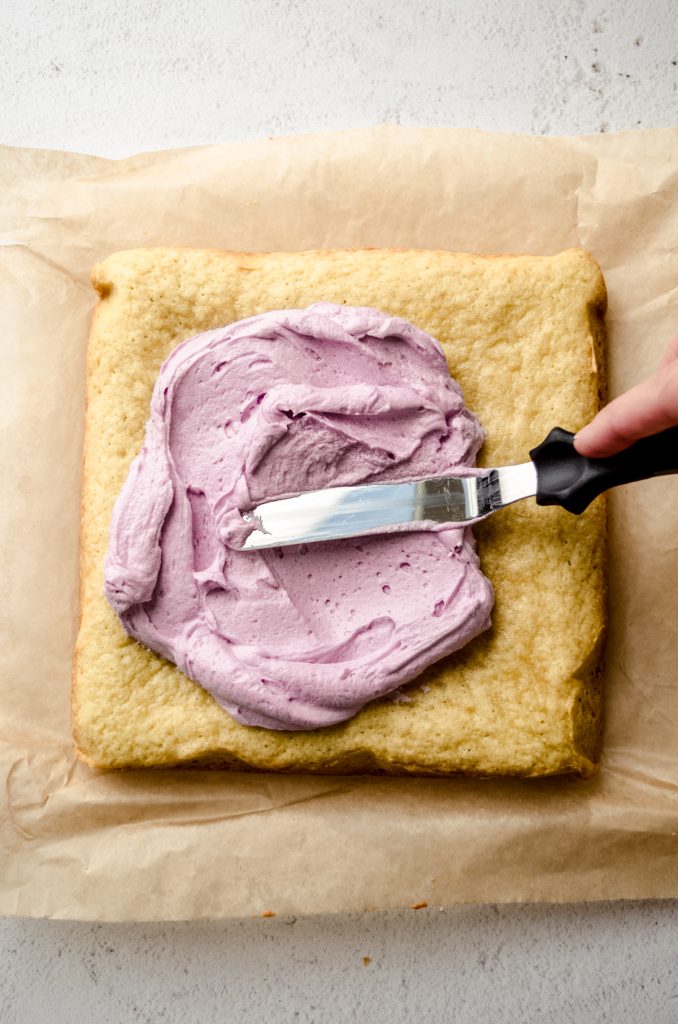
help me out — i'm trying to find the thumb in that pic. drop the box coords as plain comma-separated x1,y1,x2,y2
574,358,678,458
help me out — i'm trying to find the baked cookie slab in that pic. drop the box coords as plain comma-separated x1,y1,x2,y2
73,247,606,776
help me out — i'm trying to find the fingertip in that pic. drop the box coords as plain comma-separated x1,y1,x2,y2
572,430,587,454
573,426,594,456
573,427,620,459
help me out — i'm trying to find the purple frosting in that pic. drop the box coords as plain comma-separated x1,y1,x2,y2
104,304,494,730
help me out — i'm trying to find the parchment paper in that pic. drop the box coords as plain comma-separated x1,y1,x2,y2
1,126,678,921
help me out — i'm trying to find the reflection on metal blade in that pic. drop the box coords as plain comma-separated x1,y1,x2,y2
239,462,537,550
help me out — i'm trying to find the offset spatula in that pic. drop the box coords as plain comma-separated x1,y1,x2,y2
238,426,678,551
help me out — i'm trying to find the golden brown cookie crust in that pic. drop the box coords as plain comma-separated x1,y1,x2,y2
73,247,607,776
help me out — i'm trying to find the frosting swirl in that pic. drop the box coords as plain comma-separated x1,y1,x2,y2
104,304,494,730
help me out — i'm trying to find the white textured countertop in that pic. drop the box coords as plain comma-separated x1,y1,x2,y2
2,1,677,1021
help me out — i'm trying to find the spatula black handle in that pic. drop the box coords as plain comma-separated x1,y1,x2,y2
529,425,678,514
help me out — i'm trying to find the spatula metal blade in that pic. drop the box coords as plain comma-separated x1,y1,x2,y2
238,462,537,550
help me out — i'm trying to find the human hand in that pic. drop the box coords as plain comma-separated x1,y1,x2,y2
574,334,678,458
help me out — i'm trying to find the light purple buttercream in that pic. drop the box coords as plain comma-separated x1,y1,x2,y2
104,304,494,730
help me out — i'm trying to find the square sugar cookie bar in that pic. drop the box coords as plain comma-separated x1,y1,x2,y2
73,247,606,776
